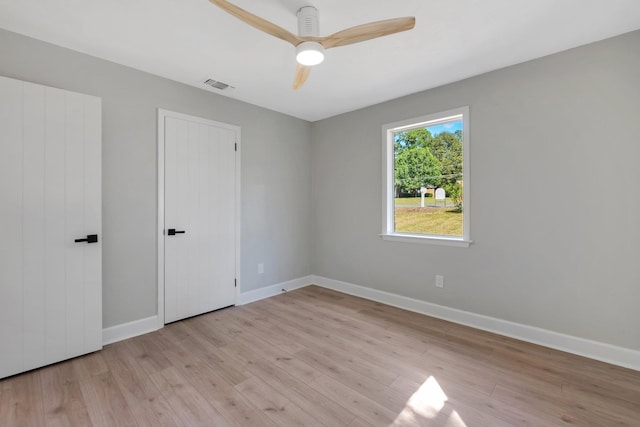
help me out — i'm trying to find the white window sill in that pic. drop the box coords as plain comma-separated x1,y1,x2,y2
380,233,472,247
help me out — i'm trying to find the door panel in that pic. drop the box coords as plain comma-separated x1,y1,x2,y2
83,94,103,353
164,114,237,324
44,87,68,363
22,82,47,371
64,91,87,358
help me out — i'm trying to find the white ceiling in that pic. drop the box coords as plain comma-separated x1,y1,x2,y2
1,0,639,122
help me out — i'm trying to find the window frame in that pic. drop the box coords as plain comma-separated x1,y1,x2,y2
381,106,471,247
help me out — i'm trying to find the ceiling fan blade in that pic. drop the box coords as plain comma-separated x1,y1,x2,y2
293,64,312,90
208,0,302,46
320,17,415,49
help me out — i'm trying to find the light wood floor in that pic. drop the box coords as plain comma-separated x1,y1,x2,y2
1,285,639,426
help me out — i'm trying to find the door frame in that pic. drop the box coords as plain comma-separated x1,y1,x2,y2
156,109,241,328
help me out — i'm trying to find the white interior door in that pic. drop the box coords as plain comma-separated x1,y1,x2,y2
162,112,238,324
0,76,102,379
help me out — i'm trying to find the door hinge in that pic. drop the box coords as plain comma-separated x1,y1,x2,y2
234,142,237,151
234,278,237,287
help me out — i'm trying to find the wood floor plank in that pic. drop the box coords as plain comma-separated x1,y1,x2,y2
175,356,276,427
185,314,237,348
1,285,639,426
102,342,183,427
41,360,92,427
71,350,110,379
247,359,357,426
220,332,293,369
308,373,401,427
222,303,307,354
295,347,411,414
77,370,138,427
495,379,640,426
0,379,11,423
491,383,605,426
561,381,640,421
235,375,325,426
168,331,250,386
559,368,640,408
150,366,233,427
1,370,45,427
115,335,173,377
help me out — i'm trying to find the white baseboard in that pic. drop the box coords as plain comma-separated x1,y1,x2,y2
99,275,639,371
310,275,640,372
102,315,159,346
238,275,313,305
101,275,313,346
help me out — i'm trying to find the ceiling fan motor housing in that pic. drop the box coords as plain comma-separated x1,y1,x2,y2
297,6,320,37
295,6,324,66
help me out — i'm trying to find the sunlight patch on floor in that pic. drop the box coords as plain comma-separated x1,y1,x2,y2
392,376,468,426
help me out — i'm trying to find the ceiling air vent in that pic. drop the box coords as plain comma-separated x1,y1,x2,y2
203,79,233,90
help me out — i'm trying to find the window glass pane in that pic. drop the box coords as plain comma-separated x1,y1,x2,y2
393,117,463,236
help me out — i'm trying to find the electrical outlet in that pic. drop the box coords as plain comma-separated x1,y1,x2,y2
435,275,444,288
258,263,264,274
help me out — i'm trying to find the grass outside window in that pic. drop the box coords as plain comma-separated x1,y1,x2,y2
394,198,462,236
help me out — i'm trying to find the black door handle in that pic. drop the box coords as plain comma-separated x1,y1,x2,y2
75,234,98,243
167,229,186,236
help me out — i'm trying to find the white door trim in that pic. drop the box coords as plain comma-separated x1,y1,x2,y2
157,109,241,329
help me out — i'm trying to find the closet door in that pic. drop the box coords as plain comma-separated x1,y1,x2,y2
0,76,102,379
163,112,237,324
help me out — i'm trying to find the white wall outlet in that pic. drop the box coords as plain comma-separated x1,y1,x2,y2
258,263,264,274
435,275,444,288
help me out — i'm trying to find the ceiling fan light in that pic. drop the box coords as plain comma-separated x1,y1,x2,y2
296,42,325,66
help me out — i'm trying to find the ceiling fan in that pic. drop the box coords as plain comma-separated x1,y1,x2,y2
208,0,416,89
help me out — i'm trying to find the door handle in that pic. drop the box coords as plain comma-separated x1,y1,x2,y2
75,234,98,243
167,229,186,236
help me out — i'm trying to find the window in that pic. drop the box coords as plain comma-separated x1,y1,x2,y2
381,106,470,247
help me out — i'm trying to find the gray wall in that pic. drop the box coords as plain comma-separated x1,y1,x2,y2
311,30,640,350
0,29,312,328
